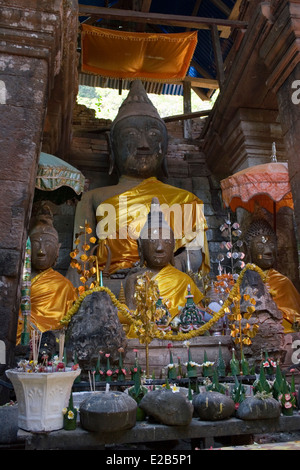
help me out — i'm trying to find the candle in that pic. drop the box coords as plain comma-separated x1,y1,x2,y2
58,331,65,362
96,257,99,285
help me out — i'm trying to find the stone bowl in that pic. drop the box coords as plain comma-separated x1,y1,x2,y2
79,391,137,433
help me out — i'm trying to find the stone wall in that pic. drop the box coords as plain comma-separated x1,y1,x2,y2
0,0,78,404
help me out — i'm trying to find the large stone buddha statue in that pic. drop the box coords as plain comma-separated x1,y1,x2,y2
71,81,209,284
16,205,77,343
244,218,300,333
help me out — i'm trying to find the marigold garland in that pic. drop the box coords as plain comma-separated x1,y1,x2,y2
60,285,133,326
61,263,265,342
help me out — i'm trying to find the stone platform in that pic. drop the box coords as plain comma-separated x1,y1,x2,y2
124,335,233,377
17,415,300,450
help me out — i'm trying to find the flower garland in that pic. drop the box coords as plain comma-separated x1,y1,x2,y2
61,263,265,342
60,285,133,326
153,263,265,341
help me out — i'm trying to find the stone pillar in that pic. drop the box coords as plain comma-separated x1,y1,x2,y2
206,108,284,174
0,56,47,404
0,0,78,404
260,0,300,242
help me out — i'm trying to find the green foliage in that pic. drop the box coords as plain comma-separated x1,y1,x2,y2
230,348,240,376
231,375,246,404
77,85,215,120
240,350,250,375
206,369,226,394
253,364,272,394
216,343,226,377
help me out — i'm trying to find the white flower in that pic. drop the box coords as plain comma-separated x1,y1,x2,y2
183,340,191,348
184,361,201,367
171,384,180,393
203,361,215,367
167,363,176,369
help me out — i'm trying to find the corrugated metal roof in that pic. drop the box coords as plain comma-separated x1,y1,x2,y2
78,0,239,96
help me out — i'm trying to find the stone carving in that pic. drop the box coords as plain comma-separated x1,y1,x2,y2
124,197,204,325
243,217,300,334
139,389,194,426
65,290,127,373
239,269,285,366
16,204,77,350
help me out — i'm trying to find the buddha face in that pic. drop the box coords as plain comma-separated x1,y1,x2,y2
250,234,276,270
30,230,59,272
140,228,175,270
111,116,168,178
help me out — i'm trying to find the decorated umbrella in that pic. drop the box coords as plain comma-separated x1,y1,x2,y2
35,152,86,203
220,144,294,231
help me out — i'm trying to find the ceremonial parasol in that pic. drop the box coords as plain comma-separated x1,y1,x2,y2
35,152,86,202
220,144,294,231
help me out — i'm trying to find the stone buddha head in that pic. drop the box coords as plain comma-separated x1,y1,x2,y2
29,205,60,273
244,218,277,270
138,197,175,270
109,80,168,179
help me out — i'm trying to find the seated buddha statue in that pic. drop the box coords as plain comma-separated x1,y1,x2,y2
70,80,209,285
124,197,204,329
16,205,77,344
244,218,300,333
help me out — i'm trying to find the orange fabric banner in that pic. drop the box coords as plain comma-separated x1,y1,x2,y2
81,24,197,81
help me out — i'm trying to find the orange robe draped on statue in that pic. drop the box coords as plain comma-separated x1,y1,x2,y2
153,264,203,320
265,268,300,333
17,268,77,344
96,177,209,275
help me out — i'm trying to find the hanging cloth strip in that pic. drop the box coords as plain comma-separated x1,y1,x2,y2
81,24,198,81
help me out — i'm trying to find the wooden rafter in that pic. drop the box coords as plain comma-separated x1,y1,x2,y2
163,109,211,123
78,5,248,32
211,24,225,88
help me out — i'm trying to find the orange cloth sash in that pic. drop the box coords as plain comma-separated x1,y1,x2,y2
17,268,77,343
81,25,197,81
154,264,203,320
266,268,300,333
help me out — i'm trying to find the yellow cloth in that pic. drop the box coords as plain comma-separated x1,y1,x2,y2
96,177,209,274
125,264,203,338
81,25,197,81
153,264,203,319
17,268,77,343
265,268,300,333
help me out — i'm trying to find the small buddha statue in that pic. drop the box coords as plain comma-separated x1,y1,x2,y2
70,80,209,285
124,197,204,326
244,218,300,333
16,205,77,343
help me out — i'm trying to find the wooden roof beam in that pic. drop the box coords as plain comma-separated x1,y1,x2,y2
211,24,225,89
78,5,248,32
184,77,219,89
163,109,211,123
